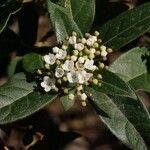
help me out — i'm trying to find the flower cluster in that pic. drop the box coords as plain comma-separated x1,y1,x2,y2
38,31,112,106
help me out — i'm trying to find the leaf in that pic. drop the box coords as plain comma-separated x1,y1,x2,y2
47,0,82,42
47,0,95,41
0,73,57,124
7,56,22,77
23,53,44,73
98,3,150,50
60,90,75,110
96,69,137,99
0,0,21,33
86,87,148,150
109,47,150,92
58,0,95,34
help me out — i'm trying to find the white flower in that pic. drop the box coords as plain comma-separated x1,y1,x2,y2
86,36,97,46
56,49,67,59
78,70,92,84
69,35,77,44
78,57,85,63
81,93,87,100
62,60,75,71
101,50,108,57
74,43,84,51
43,53,56,65
55,68,64,78
71,55,77,61
41,76,57,92
84,59,97,71
75,61,84,70
52,46,60,53
67,71,79,83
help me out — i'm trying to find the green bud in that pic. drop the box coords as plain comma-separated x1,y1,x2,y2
64,88,69,94
63,76,68,82
107,48,113,53
56,60,61,65
57,79,62,84
72,31,77,36
97,74,102,79
89,53,95,59
93,42,99,48
85,33,90,38
45,64,50,70
99,62,105,69
94,31,100,36
69,94,75,100
93,79,98,85
37,69,42,75
73,50,79,56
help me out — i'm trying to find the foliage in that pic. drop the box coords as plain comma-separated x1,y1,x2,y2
0,0,150,149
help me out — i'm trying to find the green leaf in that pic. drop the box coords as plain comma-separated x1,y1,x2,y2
47,0,82,42
47,0,95,41
0,0,21,33
109,47,150,92
7,56,22,77
0,73,57,124
60,90,75,110
58,0,95,34
98,3,150,50
86,87,148,150
23,53,44,73
96,69,137,99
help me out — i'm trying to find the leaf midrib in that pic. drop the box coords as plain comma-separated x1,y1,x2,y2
101,81,135,98
103,15,150,45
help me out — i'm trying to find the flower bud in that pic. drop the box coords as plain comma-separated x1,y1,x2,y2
89,53,95,59
101,50,108,57
77,85,83,91
95,51,101,55
37,69,42,75
90,48,96,54
71,55,77,61
93,42,99,48
98,83,102,87
72,31,77,36
81,38,87,44
81,101,87,107
56,60,61,65
107,48,113,53
83,55,88,60
73,50,79,56
84,48,90,55
63,76,68,82
94,31,100,36
100,45,106,51
62,45,68,50
69,94,75,100
45,64,50,70
97,74,102,79
85,33,90,38
57,79,62,84
64,88,69,94
93,79,98,85
99,62,105,69
98,39,102,43
81,93,87,100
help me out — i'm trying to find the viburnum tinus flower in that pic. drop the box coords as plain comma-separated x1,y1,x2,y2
38,31,113,106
